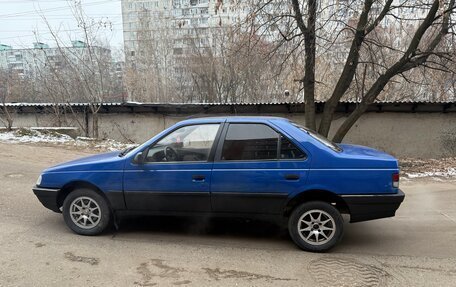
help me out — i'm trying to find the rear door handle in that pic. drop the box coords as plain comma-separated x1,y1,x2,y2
192,175,206,182
285,174,300,180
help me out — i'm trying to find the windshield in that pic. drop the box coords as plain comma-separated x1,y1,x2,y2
292,123,342,152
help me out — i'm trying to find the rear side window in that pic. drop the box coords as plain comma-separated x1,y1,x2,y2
280,136,306,159
221,124,278,160
292,123,342,152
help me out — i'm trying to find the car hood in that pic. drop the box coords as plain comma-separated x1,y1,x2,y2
44,151,124,172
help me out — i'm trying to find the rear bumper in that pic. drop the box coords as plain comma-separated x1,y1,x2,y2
341,190,405,223
33,186,61,213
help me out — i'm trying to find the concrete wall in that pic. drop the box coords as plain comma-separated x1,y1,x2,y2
6,110,456,158
329,113,456,158
11,112,85,131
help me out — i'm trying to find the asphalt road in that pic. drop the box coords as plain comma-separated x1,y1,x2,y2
0,143,455,287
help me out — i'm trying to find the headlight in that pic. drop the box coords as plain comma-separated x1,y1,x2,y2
36,175,42,186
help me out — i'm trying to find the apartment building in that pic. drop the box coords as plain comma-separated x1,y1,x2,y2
121,0,248,64
0,41,112,77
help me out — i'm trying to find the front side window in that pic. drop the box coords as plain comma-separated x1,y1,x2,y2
221,124,279,161
145,124,220,162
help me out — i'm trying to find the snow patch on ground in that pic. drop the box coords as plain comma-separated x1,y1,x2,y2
404,168,456,179
400,157,456,179
0,128,135,152
0,128,73,143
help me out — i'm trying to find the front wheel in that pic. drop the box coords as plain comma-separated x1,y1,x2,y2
62,188,112,235
288,201,343,252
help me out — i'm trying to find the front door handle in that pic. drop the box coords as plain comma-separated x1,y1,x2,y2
285,174,300,180
192,175,206,182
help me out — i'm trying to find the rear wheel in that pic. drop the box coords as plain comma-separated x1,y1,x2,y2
288,201,343,252
62,188,112,235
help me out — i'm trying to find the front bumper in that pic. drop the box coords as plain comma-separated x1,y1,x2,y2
342,189,405,223
32,186,61,213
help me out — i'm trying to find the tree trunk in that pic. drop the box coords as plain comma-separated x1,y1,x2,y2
318,0,375,137
333,63,425,142
92,112,99,139
6,115,13,131
303,0,317,131
1,105,13,131
318,40,364,136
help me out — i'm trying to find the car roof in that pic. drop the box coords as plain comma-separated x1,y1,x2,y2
177,116,290,125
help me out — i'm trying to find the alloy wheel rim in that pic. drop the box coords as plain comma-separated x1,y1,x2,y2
297,209,336,245
69,196,101,229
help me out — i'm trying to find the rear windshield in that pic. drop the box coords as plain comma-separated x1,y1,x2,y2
292,123,342,152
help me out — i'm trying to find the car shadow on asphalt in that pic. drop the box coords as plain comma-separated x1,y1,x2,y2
106,215,390,252
112,215,293,247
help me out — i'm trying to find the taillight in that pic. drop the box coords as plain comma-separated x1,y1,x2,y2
392,173,400,188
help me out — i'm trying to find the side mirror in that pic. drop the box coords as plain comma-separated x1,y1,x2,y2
133,151,144,164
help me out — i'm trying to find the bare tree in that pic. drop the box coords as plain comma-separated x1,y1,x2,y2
183,22,299,103
0,69,17,130
246,0,456,141
35,1,118,138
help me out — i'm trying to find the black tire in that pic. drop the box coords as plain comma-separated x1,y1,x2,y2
62,188,112,235
288,201,343,252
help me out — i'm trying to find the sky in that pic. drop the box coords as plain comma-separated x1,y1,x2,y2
0,0,124,51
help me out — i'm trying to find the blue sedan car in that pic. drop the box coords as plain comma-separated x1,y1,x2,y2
33,116,404,251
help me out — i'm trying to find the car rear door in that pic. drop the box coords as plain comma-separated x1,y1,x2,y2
123,122,223,212
210,121,310,215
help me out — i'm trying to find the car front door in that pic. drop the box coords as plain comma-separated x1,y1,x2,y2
211,122,310,215
123,123,222,212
